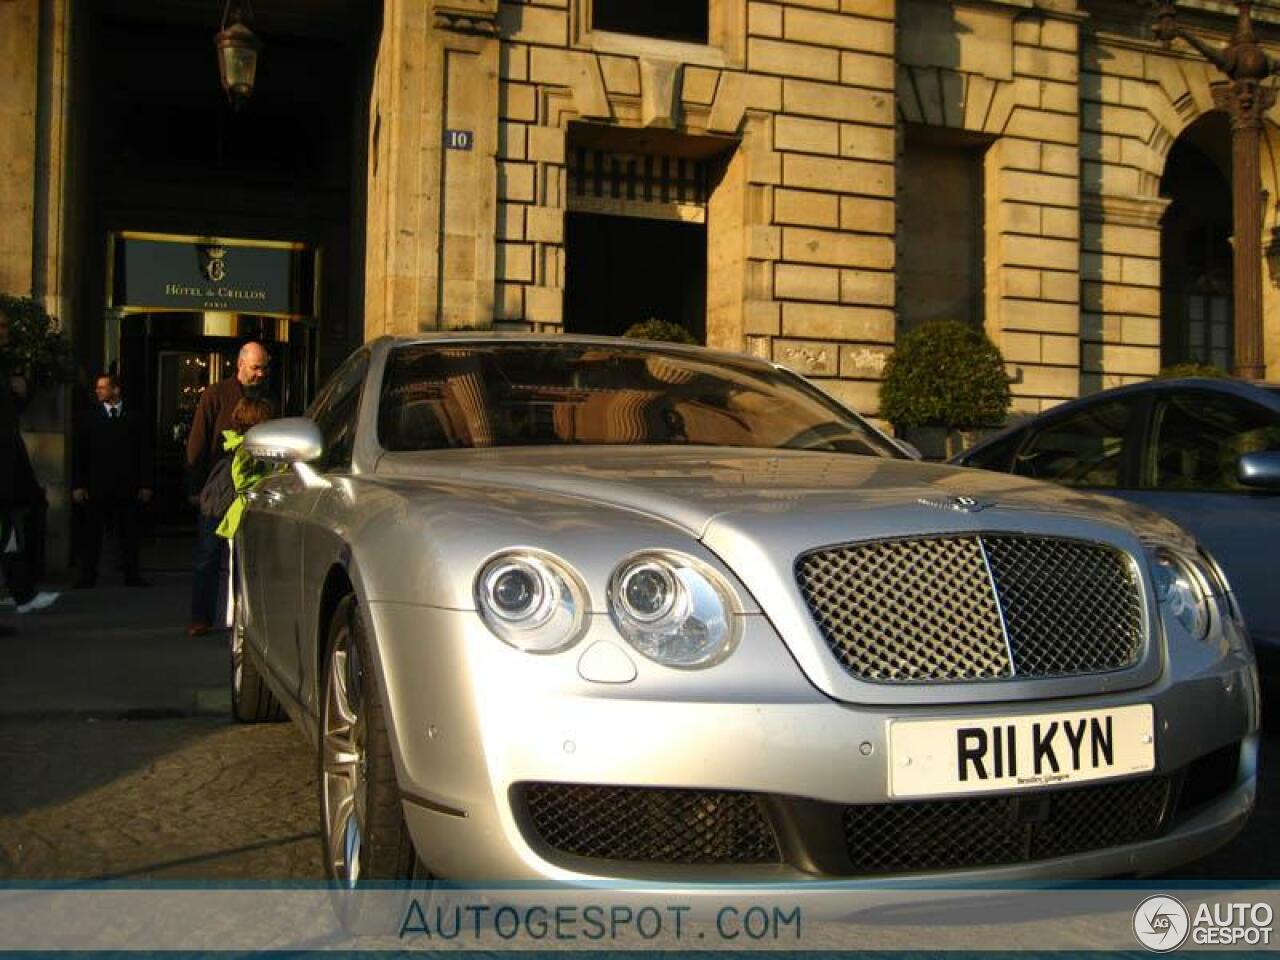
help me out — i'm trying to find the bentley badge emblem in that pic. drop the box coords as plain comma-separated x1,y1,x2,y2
917,495,993,513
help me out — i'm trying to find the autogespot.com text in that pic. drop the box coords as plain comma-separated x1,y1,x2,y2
397,900,803,943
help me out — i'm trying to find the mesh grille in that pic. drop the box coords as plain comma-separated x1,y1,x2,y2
796,535,1144,683
843,776,1173,873
521,784,781,864
985,536,1143,676
795,537,1011,682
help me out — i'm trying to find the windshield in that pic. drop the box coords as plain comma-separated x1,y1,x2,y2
378,342,900,458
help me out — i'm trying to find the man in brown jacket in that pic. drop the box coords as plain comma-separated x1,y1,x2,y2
185,341,268,636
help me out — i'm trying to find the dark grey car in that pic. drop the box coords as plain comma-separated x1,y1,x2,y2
954,378,1280,673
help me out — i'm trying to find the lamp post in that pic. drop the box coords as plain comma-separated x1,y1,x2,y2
214,0,262,110
1153,0,1274,380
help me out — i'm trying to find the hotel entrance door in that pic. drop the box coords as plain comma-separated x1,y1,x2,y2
116,316,312,526
107,233,319,526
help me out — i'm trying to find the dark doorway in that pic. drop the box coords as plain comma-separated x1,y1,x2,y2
67,0,377,558
564,214,707,340
74,0,377,405
116,315,308,525
1160,112,1233,371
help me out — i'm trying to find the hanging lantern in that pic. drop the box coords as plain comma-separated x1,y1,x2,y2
214,1,262,109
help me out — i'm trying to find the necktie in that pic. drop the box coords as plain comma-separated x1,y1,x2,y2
109,407,118,419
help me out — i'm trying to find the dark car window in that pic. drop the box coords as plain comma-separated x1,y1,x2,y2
377,343,901,457
1009,399,1137,489
311,349,370,472
1144,391,1280,492
961,429,1024,472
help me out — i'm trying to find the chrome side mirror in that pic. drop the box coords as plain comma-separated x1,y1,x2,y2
1238,450,1280,490
244,417,323,465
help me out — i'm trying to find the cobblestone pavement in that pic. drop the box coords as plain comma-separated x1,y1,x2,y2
0,716,322,880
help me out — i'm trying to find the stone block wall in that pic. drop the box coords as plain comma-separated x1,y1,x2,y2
362,0,1280,418
476,0,904,414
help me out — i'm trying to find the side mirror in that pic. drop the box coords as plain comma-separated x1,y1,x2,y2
244,417,323,465
1238,450,1280,490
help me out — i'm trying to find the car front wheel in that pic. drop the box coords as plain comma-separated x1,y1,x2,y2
319,593,419,885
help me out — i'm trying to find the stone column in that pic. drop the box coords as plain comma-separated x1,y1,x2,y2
0,0,74,573
1079,194,1168,390
364,0,500,337
0,0,39,296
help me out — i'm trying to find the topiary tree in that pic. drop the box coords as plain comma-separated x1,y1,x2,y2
879,319,1012,458
622,318,698,345
1155,362,1232,380
0,293,73,394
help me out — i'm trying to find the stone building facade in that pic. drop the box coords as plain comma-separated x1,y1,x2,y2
361,0,1280,418
1,0,1279,564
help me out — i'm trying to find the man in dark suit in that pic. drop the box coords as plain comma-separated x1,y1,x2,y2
71,374,152,588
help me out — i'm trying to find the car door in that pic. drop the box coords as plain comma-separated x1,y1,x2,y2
251,349,370,698
1122,388,1280,652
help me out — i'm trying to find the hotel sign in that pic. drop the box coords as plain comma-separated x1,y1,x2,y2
110,234,315,318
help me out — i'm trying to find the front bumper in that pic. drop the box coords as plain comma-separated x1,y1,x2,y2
368,603,1259,884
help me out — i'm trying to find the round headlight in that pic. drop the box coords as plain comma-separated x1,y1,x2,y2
1151,549,1210,642
609,553,739,668
619,562,678,622
476,552,585,653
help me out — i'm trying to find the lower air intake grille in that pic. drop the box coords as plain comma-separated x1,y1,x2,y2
521,784,781,864
842,776,1174,873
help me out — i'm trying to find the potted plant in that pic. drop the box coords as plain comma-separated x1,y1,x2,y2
622,318,697,345
1155,362,1231,379
879,319,1012,459
0,294,73,398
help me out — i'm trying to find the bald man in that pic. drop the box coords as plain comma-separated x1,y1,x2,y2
185,341,269,636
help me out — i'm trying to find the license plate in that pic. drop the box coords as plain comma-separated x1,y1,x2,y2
888,705,1154,798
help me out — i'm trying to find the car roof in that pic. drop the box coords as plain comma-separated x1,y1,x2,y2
959,376,1280,459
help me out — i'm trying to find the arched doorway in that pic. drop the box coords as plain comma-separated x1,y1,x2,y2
1160,113,1233,371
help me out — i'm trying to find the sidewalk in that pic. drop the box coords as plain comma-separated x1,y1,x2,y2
1,565,231,719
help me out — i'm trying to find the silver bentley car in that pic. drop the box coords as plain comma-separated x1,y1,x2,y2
232,334,1258,887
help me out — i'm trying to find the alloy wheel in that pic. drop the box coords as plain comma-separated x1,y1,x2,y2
321,616,367,887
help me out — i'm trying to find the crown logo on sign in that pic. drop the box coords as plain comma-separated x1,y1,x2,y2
198,243,229,283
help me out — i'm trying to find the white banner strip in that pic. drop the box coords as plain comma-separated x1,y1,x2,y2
0,887,1277,952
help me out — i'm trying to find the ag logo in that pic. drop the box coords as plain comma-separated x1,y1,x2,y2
1133,895,1190,952
199,244,228,283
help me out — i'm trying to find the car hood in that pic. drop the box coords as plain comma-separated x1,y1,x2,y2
375,445,1187,542
374,446,1181,706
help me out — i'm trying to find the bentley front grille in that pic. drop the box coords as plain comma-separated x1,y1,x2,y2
519,784,781,865
796,535,1144,683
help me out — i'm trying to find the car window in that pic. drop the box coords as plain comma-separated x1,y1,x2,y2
1145,391,1280,492
1010,399,1136,489
377,343,901,457
311,349,370,472
962,429,1024,472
